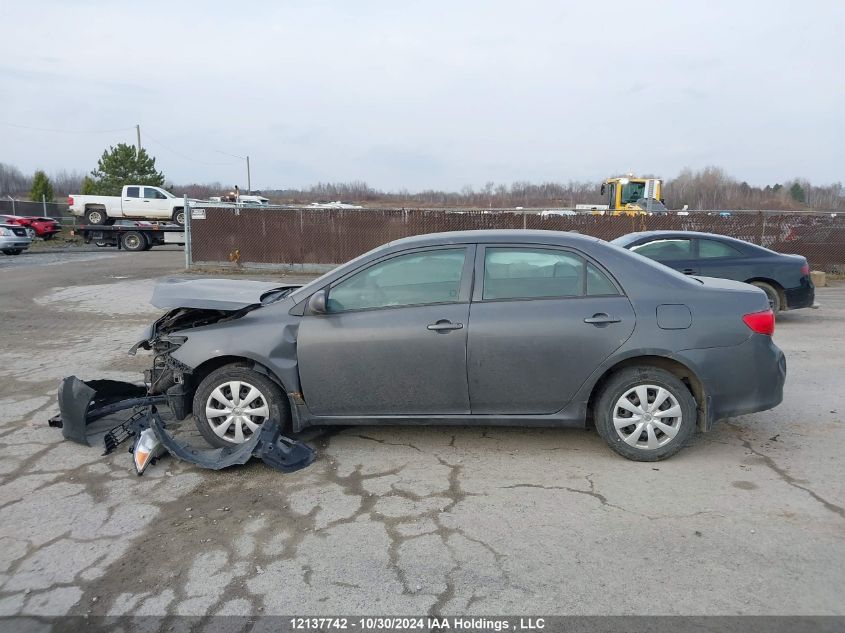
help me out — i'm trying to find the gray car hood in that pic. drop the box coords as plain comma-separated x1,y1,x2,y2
151,278,297,311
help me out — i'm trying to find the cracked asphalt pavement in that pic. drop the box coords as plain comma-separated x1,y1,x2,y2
0,249,843,617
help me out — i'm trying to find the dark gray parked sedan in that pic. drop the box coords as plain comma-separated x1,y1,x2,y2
611,230,814,312
137,230,786,461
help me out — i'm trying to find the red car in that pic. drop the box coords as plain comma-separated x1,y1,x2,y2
0,215,61,239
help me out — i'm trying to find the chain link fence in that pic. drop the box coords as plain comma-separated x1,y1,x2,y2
186,205,845,273
0,199,70,219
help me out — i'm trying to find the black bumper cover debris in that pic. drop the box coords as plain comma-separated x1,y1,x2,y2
49,375,316,473
148,407,315,472
49,376,163,446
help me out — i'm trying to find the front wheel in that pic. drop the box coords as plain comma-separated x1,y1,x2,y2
595,367,696,461
193,365,288,448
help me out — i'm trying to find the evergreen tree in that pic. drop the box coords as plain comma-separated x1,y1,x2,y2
789,182,806,203
88,144,164,195
29,170,54,202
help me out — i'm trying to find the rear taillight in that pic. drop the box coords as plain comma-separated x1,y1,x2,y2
800,261,810,276
67,196,74,205
743,309,775,336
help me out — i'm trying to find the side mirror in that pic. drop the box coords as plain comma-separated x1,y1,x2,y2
600,184,606,196
307,289,327,315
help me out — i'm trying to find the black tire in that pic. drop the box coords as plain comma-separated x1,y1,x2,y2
43,233,54,241
750,281,782,313
595,366,696,462
85,208,107,225
172,208,185,226
2,249,23,255
120,231,147,252
193,364,288,448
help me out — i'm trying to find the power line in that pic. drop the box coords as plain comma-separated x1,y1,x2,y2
4,119,245,173
1,121,136,134
144,132,239,167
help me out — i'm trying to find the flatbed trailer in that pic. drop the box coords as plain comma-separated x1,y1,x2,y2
74,223,185,251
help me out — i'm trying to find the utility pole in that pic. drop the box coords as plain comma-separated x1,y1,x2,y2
136,124,142,151
246,155,251,194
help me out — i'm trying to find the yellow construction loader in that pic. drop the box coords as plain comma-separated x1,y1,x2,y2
599,175,665,215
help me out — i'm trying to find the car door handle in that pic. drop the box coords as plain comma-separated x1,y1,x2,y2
584,313,621,325
427,320,463,332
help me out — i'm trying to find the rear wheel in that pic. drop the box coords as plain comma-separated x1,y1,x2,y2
595,367,696,461
120,231,147,252
193,365,288,448
85,208,107,225
750,281,782,313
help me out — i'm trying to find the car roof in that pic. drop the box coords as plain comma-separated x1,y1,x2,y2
614,230,756,245
612,230,783,256
388,229,601,248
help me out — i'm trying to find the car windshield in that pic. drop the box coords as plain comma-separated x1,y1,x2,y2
289,243,395,301
621,182,646,204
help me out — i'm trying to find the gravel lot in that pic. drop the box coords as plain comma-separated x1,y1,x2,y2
0,249,843,618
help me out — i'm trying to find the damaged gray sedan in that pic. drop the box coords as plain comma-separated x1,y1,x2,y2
134,230,786,462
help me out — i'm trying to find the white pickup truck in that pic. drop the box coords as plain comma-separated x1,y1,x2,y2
68,185,186,226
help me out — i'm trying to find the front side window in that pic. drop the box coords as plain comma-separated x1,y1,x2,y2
483,247,585,300
327,248,466,312
631,238,693,261
698,239,743,258
125,186,140,198
143,187,166,199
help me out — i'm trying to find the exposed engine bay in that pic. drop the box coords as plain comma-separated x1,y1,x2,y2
48,279,315,475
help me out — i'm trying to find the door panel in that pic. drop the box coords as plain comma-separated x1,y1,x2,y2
467,297,635,415
297,303,471,416
121,186,144,217
142,187,171,218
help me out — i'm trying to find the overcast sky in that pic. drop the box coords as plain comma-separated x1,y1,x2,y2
1,0,843,191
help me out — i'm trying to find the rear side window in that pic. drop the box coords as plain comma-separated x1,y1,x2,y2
587,264,618,295
327,248,466,312
483,248,585,300
631,238,692,261
698,239,743,258
125,186,139,198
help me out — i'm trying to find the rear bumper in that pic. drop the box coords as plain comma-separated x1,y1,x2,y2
785,280,815,309
0,235,31,250
680,334,786,426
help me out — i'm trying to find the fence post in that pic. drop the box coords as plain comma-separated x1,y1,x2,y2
42,194,47,216
183,194,191,270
